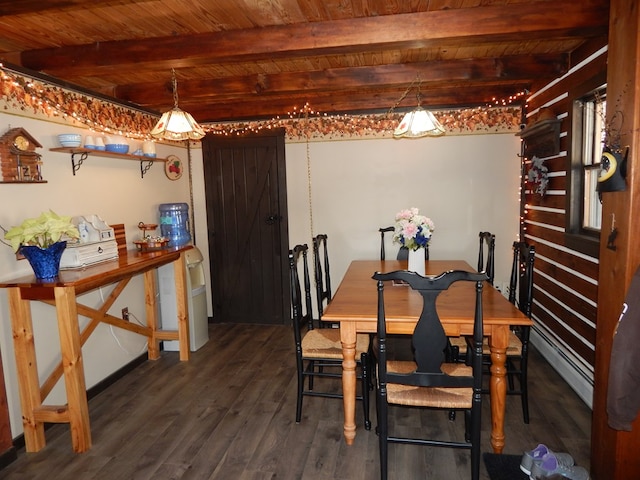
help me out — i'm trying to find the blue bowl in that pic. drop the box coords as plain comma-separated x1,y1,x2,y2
94,145,106,151
105,144,129,154
84,145,96,150
143,153,157,158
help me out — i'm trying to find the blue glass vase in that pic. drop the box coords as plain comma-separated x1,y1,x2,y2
20,241,67,280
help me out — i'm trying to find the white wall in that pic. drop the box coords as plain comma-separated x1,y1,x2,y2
285,134,522,292
0,111,207,438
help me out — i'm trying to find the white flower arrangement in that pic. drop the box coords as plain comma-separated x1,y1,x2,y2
393,207,435,251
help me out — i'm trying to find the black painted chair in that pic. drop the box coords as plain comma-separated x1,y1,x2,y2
373,269,486,480
450,231,496,363
289,244,371,429
312,234,333,327
452,240,534,423
502,240,535,424
379,226,429,261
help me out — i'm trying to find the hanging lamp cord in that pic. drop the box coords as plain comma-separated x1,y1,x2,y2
171,68,180,108
306,113,314,241
187,139,196,245
387,75,422,116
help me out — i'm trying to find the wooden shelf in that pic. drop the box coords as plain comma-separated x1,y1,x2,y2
517,118,561,157
49,147,166,178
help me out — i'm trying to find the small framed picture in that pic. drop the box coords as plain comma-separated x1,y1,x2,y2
165,155,183,180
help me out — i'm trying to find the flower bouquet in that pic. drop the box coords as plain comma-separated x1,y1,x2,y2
393,207,435,251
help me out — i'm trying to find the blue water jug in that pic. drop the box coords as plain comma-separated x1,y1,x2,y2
159,203,191,247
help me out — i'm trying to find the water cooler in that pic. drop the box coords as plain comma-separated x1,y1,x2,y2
158,246,209,351
159,202,191,247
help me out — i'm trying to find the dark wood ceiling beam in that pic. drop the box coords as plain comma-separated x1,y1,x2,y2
19,1,607,76
182,83,530,123
115,54,566,107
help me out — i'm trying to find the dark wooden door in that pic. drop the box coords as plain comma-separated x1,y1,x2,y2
202,131,289,325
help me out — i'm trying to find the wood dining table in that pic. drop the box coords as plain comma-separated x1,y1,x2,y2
321,259,532,454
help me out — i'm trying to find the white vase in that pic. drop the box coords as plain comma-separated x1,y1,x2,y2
407,248,425,276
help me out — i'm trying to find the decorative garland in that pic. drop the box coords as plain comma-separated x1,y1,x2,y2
526,156,549,196
1,64,522,141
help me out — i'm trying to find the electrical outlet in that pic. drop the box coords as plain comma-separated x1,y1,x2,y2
121,307,129,321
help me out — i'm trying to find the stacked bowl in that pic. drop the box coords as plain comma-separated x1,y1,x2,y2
58,133,82,148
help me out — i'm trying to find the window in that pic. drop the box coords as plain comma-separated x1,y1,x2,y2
566,72,607,258
580,90,606,232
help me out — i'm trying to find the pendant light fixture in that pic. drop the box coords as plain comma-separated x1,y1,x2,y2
390,76,445,138
150,68,205,141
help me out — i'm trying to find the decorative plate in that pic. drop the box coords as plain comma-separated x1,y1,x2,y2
165,155,183,180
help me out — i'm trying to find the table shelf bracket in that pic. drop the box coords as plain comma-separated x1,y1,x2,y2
71,152,88,176
140,159,154,178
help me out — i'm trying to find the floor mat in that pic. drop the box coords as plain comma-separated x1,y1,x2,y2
483,453,529,480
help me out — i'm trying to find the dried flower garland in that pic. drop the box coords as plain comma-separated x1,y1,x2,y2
1,64,522,141
527,156,549,196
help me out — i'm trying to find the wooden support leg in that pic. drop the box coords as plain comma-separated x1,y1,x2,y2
54,286,91,453
174,253,190,361
144,269,161,359
8,288,46,452
340,322,357,445
489,325,509,454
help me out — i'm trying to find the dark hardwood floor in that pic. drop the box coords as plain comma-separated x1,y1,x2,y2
1,323,592,479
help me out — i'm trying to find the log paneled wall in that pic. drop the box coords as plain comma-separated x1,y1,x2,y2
522,41,608,406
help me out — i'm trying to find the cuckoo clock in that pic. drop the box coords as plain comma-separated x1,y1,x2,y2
0,127,45,183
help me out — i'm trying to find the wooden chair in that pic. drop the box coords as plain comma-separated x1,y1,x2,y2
289,244,371,429
477,231,496,285
503,240,535,424
455,240,535,422
312,234,333,327
373,269,486,480
450,231,496,363
379,226,429,261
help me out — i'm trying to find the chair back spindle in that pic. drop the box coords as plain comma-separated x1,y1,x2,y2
477,231,496,285
312,234,332,323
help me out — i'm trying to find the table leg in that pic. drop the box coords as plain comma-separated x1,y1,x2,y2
7,288,46,452
54,286,91,453
144,269,160,359
173,252,190,361
489,325,509,454
340,322,357,445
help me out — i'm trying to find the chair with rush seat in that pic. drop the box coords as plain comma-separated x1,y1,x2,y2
373,269,487,480
289,244,371,429
502,240,535,424
453,240,535,423
450,231,496,363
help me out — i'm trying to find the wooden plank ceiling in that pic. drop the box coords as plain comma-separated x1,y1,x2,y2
0,0,609,123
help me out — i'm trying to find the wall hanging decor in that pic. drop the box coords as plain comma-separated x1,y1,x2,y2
0,127,44,183
597,147,628,195
526,156,549,196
